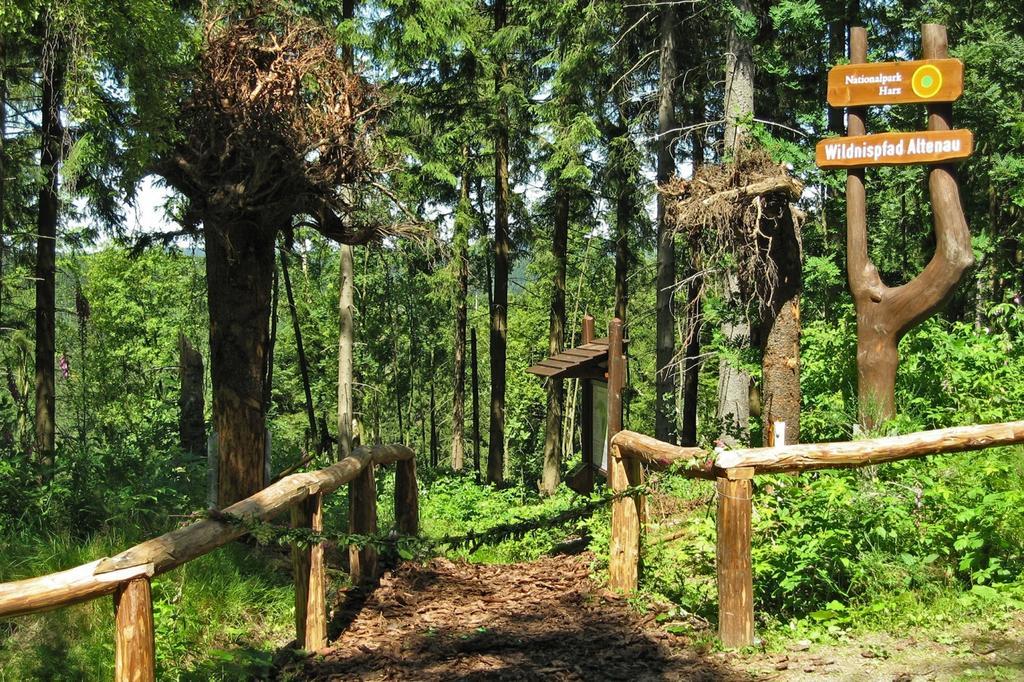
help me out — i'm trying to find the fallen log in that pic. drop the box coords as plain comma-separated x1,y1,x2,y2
0,444,413,618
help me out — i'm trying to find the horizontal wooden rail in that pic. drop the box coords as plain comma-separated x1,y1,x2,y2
609,419,1024,649
715,420,1024,472
0,443,414,619
612,421,1024,477
611,431,714,478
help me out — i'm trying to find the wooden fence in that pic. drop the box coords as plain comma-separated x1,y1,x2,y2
608,420,1024,647
0,443,418,681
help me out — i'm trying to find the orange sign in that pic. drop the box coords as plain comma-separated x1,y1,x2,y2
828,58,963,107
816,130,973,169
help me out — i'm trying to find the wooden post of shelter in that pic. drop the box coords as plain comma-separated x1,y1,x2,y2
291,491,327,650
607,318,641,592
716,466,754,647
114,577,156,682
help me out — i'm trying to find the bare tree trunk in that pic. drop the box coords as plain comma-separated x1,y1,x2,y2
723,0,755,153
471,327,481,480
655,2,678,443
281,250,318,450
34,30,64,480
680,277,702,446
430,357,438,468
846,25,973,429
541,183,569,495
488,0,510,486
612,128,633,323
338,244,355,459
177,334,205,456
681,98,705,447
451,164,470,471
205,219,276,506
717,0,755,446
760,206,802,445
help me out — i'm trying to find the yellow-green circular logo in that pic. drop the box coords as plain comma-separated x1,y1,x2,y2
911,64,942,98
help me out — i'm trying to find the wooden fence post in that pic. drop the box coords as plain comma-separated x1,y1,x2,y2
607,318,641,592
114,577,155,682
291,491,326,651
716,467,754,647
349,463,379,584
395,456,419,536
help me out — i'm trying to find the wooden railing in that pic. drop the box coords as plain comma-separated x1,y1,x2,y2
0,443,418,681
608,420,1024,647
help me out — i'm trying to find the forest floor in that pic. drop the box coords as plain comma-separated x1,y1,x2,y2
282,554,1024,681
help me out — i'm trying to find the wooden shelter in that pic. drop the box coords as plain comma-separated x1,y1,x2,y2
527,314,625,494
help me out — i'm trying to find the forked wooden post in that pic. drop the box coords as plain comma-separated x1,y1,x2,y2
348,463,379,584
395,456,419,536
607,318,641,592
114,577,155,682
716,467,754,647
291,491,327,650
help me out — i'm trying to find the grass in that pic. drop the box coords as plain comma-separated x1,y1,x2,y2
0,527,293,681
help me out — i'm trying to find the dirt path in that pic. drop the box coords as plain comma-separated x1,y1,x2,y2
282,554,1024,681
737,614,1024,681
285,554,748,681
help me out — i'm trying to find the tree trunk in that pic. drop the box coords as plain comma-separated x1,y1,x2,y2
680,276,702,446
541,183,569,495
205,219,276,506
612,131,632,322
488,0,510,486
338,244,355,459
34,34,64,479
681,98,705,447
760,205,802,445
177,334,205,456
281,250,318,450
451,164,471,471
429,360,438,468
724,0,755,154
717,0,755,446
471,327,481,480
655,2,678,443
846,25,973,429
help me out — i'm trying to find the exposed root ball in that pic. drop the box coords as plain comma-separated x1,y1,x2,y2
661,147,802,309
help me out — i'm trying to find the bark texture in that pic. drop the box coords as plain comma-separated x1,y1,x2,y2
717,0,756,446
451,167,470,471
338,244,355,459
177,334,205,456
541,184,569,495
760,206,802,445
488,0,510,485
655,3,678,443
206,220,276,506
34,32,64,478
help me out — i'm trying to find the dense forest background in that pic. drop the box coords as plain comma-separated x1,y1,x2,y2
1,0,1023,678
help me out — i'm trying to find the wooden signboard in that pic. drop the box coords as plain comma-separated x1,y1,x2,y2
816,129,973,169
828,58,963,107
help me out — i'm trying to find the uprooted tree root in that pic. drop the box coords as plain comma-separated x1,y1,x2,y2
158,1,392,241
661,147,803,316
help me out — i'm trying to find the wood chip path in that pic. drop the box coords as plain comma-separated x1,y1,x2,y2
286,554,749,681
